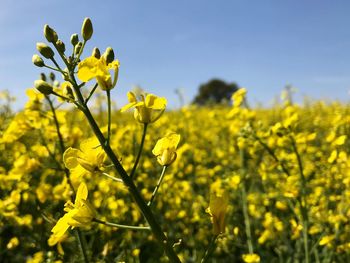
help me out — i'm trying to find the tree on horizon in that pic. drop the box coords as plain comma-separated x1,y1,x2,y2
192,78,239,105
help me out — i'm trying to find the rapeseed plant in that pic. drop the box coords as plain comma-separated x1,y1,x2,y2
1,16,350,263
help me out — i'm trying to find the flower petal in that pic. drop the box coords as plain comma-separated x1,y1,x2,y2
145,94,167,110
63,147,80,169
120,102,137,112
75,182,88,205
77,57,101,82
51,213,70,239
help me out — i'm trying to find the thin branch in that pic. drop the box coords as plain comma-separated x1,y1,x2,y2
148,166,167,206
93,218,150,230
130,123,148,179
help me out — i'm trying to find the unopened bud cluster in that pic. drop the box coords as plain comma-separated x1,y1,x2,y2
33,18,95,96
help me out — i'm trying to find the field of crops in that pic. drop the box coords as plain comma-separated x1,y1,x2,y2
1,18,350,263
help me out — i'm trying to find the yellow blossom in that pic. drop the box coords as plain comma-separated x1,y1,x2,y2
6,237,19,249
290,219,303,239
206,190,229,235
232,88,247,107
242,253,260,263
120,91,167,123
275,200,288,211
333,135,347,146
63,138,106,184
25,89,44,111
26,252,44,263
77,54,119,90
48,234,67,255
319,235,335,246
49,182,95,246
152,132,180,166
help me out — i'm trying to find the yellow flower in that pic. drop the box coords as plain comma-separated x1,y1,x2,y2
319,235,335,246
206,190,229,235
242,253,261,263
63,138,106,184
152,132,180,166
25,89,44,111
26,252,44,263
232,88,247,107
275,200,288,211
290,219,303,239
333,135,347,146
120,91,167,123
49,183,95,246
77,54,119,90
6,237,19,249
48,233,67,255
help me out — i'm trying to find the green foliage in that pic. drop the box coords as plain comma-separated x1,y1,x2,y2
192,79,239,105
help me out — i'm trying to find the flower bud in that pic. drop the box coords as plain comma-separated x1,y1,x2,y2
74,42,83,55
60,68,70,81
103,47,114,64
44,24,58,43
55,39,66,53
92,47,101,59
81,18,93,41
70,33,79,46
63,85,75,102
40,73,47,81
49,72,55,82
158,149,177,166
32,55,44,67
34,80,53,95
36,42,54,59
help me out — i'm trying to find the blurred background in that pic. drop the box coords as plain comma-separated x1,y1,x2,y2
1,0,350,108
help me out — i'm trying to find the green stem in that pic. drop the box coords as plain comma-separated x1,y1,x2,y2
200,235,219,263
44,64,62,73
130,123,148,179
314,249,320,263
240,148,254,254
69,73,181,263
252,133,290,177
51,91,80,108
100,172,123,183
50,57,65,74
290,135,309,263
51,91,70,101
290,136,307,185
241,184,254,254
85,83,98,104
45,95,75,194
38,128,62,170
46,95,89,263
106,89,111,146
76,229,89,263
75,40,86,64
93,218,150,230
52,42,70,70
148,166,167,206
302,219,310,263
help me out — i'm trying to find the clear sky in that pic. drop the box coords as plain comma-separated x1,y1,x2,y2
1,0,350,108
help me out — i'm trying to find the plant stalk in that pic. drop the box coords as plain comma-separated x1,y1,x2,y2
93,218,150,230
69,73,181,263
148,166,167,206
130,123,148,179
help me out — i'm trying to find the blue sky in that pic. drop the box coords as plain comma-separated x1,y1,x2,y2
1,0,350,108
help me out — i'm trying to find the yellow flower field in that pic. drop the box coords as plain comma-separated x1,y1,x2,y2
1,18,350,263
